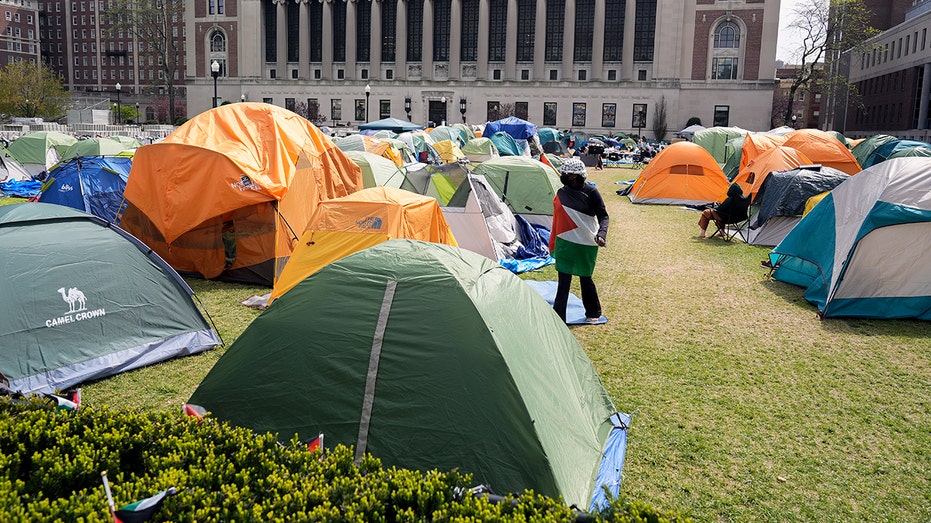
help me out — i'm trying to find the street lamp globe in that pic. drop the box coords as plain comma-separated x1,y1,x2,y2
364,84,371,122
115,82,122,125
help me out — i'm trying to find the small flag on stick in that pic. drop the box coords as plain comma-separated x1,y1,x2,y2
46,388,81,412
305,433,324,452
101,471,178,523
182,403,206,421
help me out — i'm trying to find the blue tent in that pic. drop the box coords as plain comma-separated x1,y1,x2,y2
38,157,132,224
489,131,523,156
863,139,931,168
484,116,538,140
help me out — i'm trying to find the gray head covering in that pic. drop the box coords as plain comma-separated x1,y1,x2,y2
558,157,587,177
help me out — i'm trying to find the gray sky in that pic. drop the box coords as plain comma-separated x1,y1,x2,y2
777,0,803,63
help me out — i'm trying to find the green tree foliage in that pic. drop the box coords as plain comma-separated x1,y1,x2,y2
106,0,185,124
782,0,878,125
0,61,70,120
0,397,690,522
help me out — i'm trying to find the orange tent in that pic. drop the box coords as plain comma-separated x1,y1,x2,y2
120,103,362,286
270,186,457,301
628,142,729,205
783,129,861,175
731,146,814,201
739,133,787,174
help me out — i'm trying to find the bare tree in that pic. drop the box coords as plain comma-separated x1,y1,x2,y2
652,96,668,141
782,0,877,125
107,0,186,123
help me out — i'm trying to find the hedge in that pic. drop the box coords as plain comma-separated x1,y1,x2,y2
0,397,690,522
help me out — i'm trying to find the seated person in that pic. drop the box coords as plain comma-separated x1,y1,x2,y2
698,182,750,238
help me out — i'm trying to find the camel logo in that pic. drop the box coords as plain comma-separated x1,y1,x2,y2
58,287,87,313
356,216,383,230
46,287,106,328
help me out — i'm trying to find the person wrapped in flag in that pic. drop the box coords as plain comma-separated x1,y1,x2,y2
548,157,609,324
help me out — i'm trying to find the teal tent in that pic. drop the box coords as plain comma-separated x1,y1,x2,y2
360,117,424,133
851,134,896,167
488,131,522,156
472,156,561,225
189,240,628,510
0,203,219,394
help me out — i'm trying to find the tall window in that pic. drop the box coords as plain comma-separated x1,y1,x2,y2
210,30,225,52
357,0,371,62
516,0,535,61
711,57,738,79
407,0,423,62
603,0,624,61
710,19,741,80
573,0,593,62
460,0,478,61
264,0,276,62
310,0,322,62
433,0,450,61
382,0,396,61
287,0,299,62
488,0,507,61
544,0,564,61
633,0,656,61
333,0,346,62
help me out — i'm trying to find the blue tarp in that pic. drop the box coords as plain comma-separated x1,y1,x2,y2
1,179,41,198
499,217,554,273
484,116,538,140
38,156,132,223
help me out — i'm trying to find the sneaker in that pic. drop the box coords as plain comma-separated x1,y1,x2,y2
585,317,601,324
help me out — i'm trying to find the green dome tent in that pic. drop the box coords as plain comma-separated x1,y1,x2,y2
0,203,219,394
693,126,748,164
344,150,406,188
189,240,629,510
472,156,561,227
851,134,896,167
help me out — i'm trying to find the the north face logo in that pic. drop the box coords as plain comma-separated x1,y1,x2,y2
356,217,383,230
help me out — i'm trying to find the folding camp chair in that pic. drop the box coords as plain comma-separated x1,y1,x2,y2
709,195,751,241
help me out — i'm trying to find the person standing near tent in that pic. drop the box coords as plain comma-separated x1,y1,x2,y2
549,157,609,324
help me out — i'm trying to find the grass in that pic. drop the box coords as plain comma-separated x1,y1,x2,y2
49,166,931,521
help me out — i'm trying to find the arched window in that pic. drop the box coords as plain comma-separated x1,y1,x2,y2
714,21,739,49
210,30,226,53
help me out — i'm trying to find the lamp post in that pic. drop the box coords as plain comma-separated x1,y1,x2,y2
440,96,446,126
405,96,412,121
241,94,245,103
791,114,798,129
364,84,371,122
211,60,220,108
135,102,139,125
115,82,121,124
459,98,467,123
637,110,645,140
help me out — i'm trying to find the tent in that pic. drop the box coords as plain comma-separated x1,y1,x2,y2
542,140,570,155
489,131,523,156
432,139,467,164
851,134,896,167
731,145,814,201
119,103,362,286
769,158,931,319
782,129,861,174
343,150,406,188
0,203,219,394
461,137,500,163
538,128,562,145
108,135,142,149
738,133,787,176
397,131,440,163
692,126,748,164
37,157,133,223
826,130,850,148
862,139,931,168
452,123,475,141
742,165,849,246
189,240,628,510
677,124,706,139
6,131,77,176
400,162,469,205
483,116,538,140
429,126,467,147
888,146,931,160
0,146,32,183
359,117,425,133
270,187,458,301
627,141,729,205
60,137,131,162
335,134,405,167
472,156,561,227
721,135,746,179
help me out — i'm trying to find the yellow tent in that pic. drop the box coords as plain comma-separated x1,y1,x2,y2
432,139,466,164
270,186,457,301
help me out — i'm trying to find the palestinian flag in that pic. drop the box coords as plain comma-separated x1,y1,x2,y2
549,197,599,276
305,433,324,452
113,487,178,523
46,389,81,412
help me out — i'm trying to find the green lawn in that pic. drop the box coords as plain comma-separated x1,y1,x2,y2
76,166,931,522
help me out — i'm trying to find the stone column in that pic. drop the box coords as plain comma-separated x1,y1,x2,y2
346,0,357,78
477,0,489,79
422,0,433,79
504,0,517,79
591,0,605,80
920,63,931,129
299,0,311,79
322,0,333,79
621,0,634,80
275,0,287,78
396,0,407,79
561,0,574,79
449,0,461,79
370,0,382,75
533,0,546,80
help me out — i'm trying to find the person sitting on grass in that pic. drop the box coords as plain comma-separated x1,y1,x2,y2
698,182,749,239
